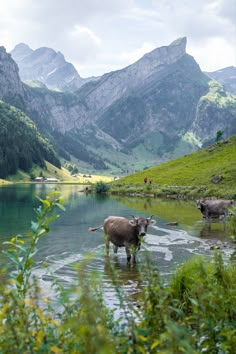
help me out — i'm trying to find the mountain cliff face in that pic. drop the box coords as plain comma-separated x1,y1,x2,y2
191,80,236,145
1,38,236,174
96,54,208,146
205,66,236,94
11,43,92,92
0,46,26,109
76,38,189,120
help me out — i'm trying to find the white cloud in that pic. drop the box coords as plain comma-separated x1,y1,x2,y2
189,37,236,71
0,0,235,76
63,25,102,65
69,25,101,46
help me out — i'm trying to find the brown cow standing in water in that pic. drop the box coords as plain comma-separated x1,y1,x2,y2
89,215,156,263
197,199,234,220
196,198,235,230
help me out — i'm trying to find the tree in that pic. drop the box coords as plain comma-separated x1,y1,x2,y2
215,130,224,143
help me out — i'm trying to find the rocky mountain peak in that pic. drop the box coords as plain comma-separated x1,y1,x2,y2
11,44,84,91
11,43,33,61
79,37,189,115
170,36,187,47
140,37,186,64
0,46,26,107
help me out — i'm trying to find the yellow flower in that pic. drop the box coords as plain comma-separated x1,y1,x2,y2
51,345,62,353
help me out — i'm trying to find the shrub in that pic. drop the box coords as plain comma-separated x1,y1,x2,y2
95,181,110,194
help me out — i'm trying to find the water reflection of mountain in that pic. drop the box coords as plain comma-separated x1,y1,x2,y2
0,185,110,240
0,185,36,239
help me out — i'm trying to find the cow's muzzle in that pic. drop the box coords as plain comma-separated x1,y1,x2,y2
139,232,146,236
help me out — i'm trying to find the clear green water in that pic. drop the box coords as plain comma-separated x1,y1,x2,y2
0,184,232,302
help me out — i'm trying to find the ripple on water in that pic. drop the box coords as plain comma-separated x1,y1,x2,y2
31,226,233,308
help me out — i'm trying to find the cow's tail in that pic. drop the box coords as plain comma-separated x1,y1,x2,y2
88,225,103,232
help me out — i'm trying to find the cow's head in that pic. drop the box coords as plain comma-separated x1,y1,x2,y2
196,199,207,210
129,215,156,236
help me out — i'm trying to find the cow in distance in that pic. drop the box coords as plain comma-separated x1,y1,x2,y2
196,198,235,228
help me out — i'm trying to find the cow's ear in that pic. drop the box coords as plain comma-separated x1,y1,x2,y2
129,220,136,227
149,219,156,225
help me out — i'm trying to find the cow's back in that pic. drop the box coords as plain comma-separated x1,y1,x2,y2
201,199,233,217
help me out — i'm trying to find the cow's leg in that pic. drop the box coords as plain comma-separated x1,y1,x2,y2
132,250,137,264
130,245,138,263
222,213,227,231
204,207,209,223
125,246,131,263
224,210,228,231
113,245,118,254
223,220,227,231
205,211,211,228
208,218,212,230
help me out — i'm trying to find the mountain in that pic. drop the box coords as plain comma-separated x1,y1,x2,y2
205,66,236,94
190,80,236,146
10,43,33,61
0,100,60,178
0,46,26,109
1,39,236,175
11,43,98,92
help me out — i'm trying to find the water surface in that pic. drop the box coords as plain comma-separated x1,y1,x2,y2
0,184,233,303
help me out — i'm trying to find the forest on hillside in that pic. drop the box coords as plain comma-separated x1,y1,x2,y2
0,101,60,178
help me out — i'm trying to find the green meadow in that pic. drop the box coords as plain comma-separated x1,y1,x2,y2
111,136,236,199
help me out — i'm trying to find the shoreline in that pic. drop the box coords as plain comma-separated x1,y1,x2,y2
109,183,236,200
1,180,235,200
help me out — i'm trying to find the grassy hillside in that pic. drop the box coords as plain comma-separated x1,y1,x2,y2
6,161,113,184
111,136,236,199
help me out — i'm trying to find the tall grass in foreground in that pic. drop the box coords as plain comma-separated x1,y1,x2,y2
0,194,235,353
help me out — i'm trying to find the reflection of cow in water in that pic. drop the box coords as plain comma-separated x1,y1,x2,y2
89,216,156,263
197,199,235,228
199,224,228,239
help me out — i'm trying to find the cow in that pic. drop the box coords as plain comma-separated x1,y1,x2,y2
196,199,235,228
89,215,156,263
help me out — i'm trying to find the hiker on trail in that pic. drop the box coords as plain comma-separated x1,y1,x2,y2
144,177,148,184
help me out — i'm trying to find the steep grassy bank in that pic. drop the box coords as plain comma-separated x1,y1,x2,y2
111,136,236,199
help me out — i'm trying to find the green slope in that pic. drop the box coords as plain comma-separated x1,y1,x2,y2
0,100,61,178
111,136,236,198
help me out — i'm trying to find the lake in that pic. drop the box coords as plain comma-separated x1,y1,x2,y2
0,184,233,304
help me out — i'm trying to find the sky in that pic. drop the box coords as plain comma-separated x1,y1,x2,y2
0,0,235,77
